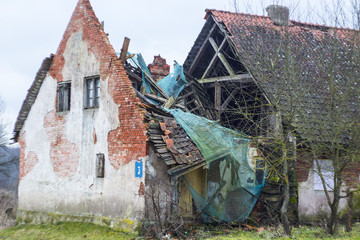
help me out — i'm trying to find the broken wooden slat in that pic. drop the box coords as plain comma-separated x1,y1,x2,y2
119,37,130,64
144,93,185,109
142,71,170,99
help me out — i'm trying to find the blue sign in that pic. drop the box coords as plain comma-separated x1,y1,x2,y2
135,160,143,178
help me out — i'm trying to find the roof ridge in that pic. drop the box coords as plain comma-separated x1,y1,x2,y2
205,8,357,32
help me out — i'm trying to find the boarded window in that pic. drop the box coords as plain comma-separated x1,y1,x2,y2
313,160,334,191
96,153,105,178
85,76,100,108
57,82,71,112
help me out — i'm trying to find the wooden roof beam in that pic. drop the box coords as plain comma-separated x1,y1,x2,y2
188,23,217,74
208,37,235,76
201,36,228,79
198,74,253,84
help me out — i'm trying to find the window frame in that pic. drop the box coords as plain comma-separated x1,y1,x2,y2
84,76,100,109
57,81,71,112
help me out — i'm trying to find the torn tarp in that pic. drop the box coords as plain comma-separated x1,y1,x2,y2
167,109,265,223
127,53,187,102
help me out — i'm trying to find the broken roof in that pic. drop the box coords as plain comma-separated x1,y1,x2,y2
185,8,360,143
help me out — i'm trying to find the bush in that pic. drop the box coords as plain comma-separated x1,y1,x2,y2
0,190,17,229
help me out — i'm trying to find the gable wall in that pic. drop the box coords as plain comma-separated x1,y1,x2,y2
18,0,147,228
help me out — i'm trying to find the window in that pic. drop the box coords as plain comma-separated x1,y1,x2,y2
313,160,334,191
57,82,71,112
96,153,105,178
85,76,100,108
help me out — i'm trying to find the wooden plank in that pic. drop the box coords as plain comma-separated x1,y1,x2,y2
201,36,229,79
221,88,239,110
208,37,235,76
163,96,175,109
214,81,222,111
119,37,130,63
143,71,170,99
198,74,252,84
168,160,207,177
188,23,217,74
144,93,185,109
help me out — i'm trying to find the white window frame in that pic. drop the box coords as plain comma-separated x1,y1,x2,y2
84,76,100,108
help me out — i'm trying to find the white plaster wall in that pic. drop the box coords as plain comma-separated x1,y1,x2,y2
298,167,347,218
18,31,145,221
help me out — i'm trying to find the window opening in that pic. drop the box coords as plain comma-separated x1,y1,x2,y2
96,153,105,178
57,82,71,112
85,76,100,108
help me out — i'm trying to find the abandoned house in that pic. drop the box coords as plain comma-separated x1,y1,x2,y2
182,5,360,220
13,0,360,233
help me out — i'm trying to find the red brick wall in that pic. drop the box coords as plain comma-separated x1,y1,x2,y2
148,55,170,81
43,110,80,178
343,162,360,188
18,132,39,180
296,151,312,182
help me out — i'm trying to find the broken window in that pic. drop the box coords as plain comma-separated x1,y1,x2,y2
57,82,71,112
313,160,334,191
84,76,100,108
96,153,105,178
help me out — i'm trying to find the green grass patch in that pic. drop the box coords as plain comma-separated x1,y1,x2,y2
1,222,360,239
0,222,138,240
204,223,360,240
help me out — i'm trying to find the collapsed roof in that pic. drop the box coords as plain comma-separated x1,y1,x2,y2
184,7,360,143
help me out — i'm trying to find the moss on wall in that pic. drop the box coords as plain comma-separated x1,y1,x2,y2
16,210,140,233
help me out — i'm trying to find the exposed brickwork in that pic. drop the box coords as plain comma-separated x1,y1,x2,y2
93,127,97,145
18,132,39,180
138,182,145,196
296,150,360,186
296,151,312,182
343,162,360,188
147,55,170,81
44,110,80,178
48,0,147,170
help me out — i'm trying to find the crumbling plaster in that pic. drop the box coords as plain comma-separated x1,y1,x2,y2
298,167,347,218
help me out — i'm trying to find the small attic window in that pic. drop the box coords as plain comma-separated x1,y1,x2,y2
84,76,100,108
96,153,105,178
57,82,71,112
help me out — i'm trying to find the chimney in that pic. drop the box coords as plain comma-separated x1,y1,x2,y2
147,55,170,81
266,5,289,26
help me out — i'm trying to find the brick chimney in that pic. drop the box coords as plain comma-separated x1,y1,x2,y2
266,5,289,26
148,55,170,81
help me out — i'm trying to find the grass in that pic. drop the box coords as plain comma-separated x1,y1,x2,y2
0,222,138,240
203,223,360,240
0,222,360,239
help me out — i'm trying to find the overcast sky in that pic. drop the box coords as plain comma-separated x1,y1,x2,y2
0,0,354,139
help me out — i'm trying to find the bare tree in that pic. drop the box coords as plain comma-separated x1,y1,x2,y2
0,97,9,145
297,28,360,234
225,0,360,235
